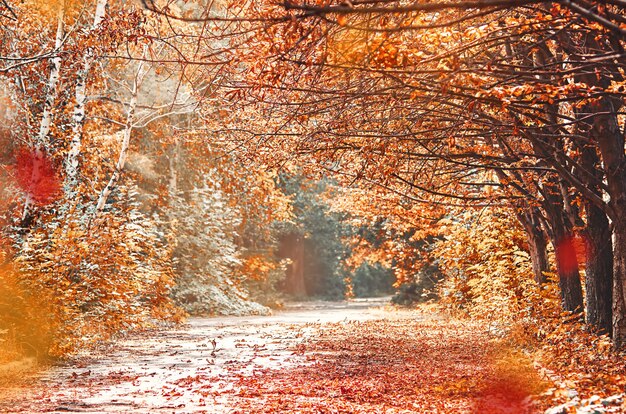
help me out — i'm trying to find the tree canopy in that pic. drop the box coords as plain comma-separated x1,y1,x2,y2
0,0,625,406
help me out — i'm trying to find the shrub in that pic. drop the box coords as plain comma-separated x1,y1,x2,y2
14,187,180,357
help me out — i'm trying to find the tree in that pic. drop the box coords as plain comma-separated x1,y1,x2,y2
152,0,626,346
276,174,349,299
0,0,286,357
219,2,624,347
65,0,108,197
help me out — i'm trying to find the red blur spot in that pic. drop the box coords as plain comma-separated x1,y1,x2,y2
574,234,589,264
14,147,61,206
555,236,580,276
473,377,532,413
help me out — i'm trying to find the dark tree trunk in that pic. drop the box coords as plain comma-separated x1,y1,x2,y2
542,182,584,313
551,223,584,314
559,29,625,349
525,91,584,312
281,233,307,297
592,99,626,350
612,222,626,350
576,134,613,335
519,209,550,284
583,202,613,335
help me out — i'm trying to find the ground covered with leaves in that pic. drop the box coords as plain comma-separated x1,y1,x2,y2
0,300,561,413
229,318,548,413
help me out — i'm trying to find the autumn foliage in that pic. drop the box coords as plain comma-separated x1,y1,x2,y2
0,0,294,360
0,0,626,409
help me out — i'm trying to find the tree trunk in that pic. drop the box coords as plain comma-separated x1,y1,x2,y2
551,228,584,313
36,1,64,149
94,45,148,212
612,221,626,350
65,0,108,196
22,2,64,223
592,98,626,350
527,225,549,285
519,208,549,284
95,82,138,212
576,127,614,335
542,185,584,313
283,233,307,297
583,202,613,334
168,135,180,196
558,28,625,349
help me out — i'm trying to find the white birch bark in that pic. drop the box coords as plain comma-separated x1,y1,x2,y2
169,136,179,196
36,0,65,148
22,1,65,220
95,52,148,212
65,0,108,196
94,91,137,211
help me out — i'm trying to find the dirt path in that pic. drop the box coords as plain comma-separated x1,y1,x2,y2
0,299,545,413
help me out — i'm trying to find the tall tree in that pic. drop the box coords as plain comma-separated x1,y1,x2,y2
65,0,108,197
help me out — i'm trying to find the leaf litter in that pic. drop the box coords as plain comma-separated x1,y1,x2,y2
0,299,548,413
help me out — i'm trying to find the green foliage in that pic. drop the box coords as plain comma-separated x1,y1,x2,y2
391,263,441,305
351,262,395,298
277,174,395,299
276,175,348,299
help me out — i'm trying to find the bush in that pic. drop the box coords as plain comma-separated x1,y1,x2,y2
391,264,441,305
434,210,539,322
352,262,395,298
168,183,269,316
0,260,53,361
13,187,181,357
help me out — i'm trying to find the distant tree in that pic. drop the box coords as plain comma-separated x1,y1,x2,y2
277,174,396,299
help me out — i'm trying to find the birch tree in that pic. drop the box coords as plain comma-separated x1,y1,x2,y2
94,47,147,212
35,0,64,150
65,0,107,197
94,42,198,213
20,0,65,221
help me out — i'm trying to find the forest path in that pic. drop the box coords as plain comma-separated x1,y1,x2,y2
0,299,544,413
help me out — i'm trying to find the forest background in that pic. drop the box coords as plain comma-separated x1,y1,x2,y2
0,0,625,406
